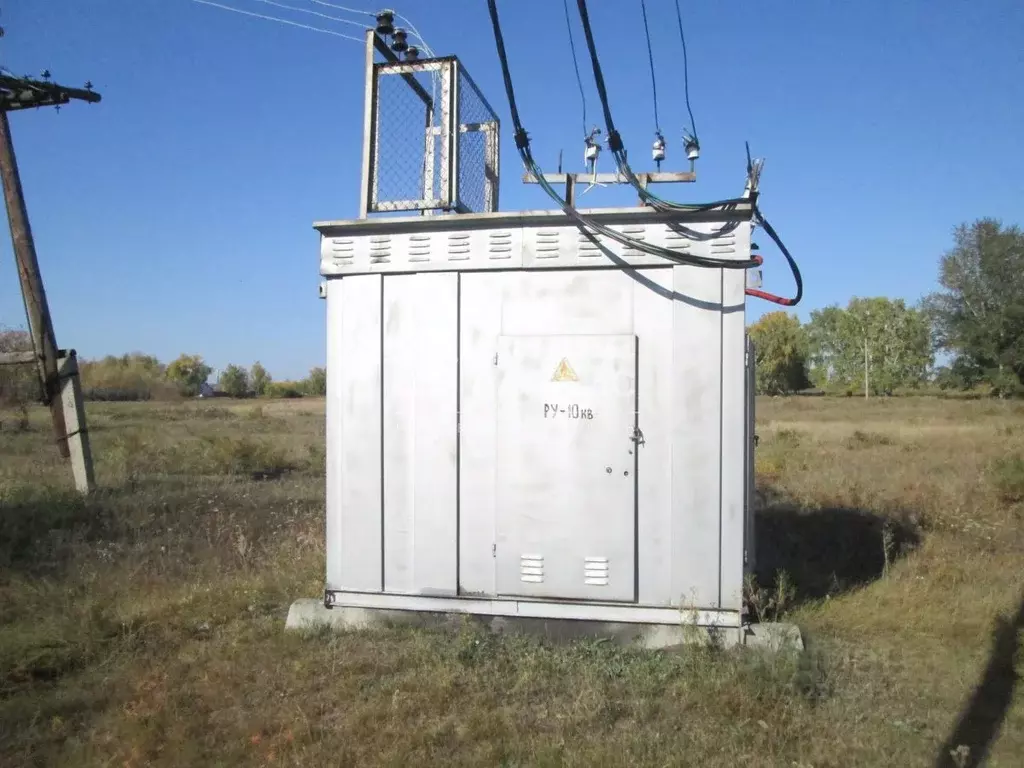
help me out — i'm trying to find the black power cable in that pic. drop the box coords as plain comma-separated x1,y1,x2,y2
572,0,807,308
485,0,759,272
575,0,740,217
748,213,804,306
562,0,588,139
639,0,660,135
674,0,698,143
573,0,622,153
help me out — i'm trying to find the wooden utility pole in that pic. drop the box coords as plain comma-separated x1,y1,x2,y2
0,72,101,493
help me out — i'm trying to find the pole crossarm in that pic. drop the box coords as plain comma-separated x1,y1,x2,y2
0,349,38,366
0,74,101,112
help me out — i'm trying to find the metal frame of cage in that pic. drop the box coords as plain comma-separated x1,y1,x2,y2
358,32,500,218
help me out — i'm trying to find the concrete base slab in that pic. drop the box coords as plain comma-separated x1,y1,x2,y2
285,598,804,652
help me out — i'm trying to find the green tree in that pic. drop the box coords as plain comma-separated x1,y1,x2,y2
807,297,932,395
924,219,1024,396
748,312,809,394
166,354,212,397
218,364,250,398
250,361,272,397
304,367,327,396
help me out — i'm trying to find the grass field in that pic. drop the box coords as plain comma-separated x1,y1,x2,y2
1,396,1022,767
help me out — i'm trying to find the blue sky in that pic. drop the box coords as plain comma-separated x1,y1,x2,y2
1,0,1021,379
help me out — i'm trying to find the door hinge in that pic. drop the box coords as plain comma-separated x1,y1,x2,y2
491,543,496,557
492,352,499,366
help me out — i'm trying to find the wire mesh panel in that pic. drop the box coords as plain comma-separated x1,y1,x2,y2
371,59,447,212
456,65,500,214
364,56,499,216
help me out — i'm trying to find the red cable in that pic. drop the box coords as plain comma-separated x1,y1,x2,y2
744,255,799,306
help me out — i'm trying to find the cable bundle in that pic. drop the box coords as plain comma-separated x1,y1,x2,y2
489,0,803,305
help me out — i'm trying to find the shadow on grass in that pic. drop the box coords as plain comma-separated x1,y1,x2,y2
934,589,1024,768
0,488,116,577
754,485,921,605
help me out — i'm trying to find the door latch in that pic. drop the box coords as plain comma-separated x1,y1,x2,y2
630,426,645,447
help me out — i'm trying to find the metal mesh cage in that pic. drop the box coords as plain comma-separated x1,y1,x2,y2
456,66,500,214
373,66,444,209
364,55,499,216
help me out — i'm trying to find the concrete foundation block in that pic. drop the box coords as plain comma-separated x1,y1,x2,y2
285,598,804,652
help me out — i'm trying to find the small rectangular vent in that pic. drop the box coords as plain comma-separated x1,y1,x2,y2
408,234,431,262
520,554,544,583
489,230,513,260
621,225,647,257
584,556,609,586
534,229,561,259
369,235,392,263
330,237,355,262
663,225,693,253
447,232,471,261
577,231,602,258
710,232,737,255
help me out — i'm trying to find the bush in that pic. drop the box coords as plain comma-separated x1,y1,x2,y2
266,382,304,399
201,436,293,479
990,453,1024,504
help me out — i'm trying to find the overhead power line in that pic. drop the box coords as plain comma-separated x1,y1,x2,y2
304,2,436,56
306,0,374,17
189,0,365,42
392,11,435,57
249,0,370,28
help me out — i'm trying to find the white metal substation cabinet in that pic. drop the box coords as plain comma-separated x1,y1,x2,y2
315,204,757,636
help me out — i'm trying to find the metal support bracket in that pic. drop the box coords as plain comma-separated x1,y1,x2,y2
523,170,696,208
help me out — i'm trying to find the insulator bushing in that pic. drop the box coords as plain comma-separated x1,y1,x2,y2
390,28,408,53
375,11,395,37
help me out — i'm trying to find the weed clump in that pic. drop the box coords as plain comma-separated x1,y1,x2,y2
990,453,1024,503
772,428,803,447
744,571,796,623
201,436,293,479
846,430,895,449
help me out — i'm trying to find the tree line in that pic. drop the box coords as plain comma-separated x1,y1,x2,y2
0,338,327,403
83,354,328,401
750,218,1024,397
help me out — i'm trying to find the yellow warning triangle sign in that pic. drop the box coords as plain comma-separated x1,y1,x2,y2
551,358,579,382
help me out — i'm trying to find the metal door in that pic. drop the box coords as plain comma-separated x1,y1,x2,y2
495,334,637,602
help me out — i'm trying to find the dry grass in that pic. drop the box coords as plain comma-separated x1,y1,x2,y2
1,397,1022,766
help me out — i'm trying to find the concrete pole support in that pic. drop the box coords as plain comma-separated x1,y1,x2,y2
57,352,95,494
